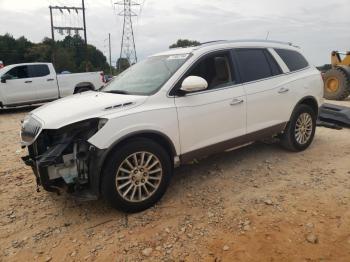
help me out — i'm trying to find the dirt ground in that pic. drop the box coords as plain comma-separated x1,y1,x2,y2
1,100,350,262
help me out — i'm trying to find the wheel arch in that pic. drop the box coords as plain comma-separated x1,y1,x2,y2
294,96,319,117
105,130,177,159
74,82,95,93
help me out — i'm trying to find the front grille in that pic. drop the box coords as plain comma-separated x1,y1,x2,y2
21,116,42,146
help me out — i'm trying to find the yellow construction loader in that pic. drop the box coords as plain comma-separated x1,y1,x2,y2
323,51,350,100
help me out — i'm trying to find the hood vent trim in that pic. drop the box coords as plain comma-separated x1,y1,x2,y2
104,102,135,111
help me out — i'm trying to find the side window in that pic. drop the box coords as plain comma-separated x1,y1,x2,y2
235,49,276,83
186,51,234,90
5,66,29,80
28,64,50,78
274,49,309,72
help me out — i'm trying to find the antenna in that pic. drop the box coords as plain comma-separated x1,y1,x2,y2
115,0,139,70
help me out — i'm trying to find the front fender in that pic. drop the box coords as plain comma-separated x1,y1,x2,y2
88,108,180,155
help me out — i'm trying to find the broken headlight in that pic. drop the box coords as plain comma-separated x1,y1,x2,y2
21,115,43,146
55,118,108,142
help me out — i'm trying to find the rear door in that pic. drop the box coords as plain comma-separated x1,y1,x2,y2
233,48,294,133
28,64,58,101
1,65,38,105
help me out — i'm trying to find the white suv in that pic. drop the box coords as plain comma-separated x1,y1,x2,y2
21,40,324,212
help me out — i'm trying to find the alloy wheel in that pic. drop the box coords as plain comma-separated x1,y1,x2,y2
294,112,313,145
115,151,163,202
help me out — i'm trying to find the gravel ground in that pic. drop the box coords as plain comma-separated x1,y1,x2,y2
1,101,350,262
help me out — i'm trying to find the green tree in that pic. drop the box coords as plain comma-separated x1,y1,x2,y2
54,47,76,73
24,43,51,62
0,33,111,74
169,39,200,49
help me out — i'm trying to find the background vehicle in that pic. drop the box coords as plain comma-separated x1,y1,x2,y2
0,62,105,107
323,51,350,100
20,40,323,213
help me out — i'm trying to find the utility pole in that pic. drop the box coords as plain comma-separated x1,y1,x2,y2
82,0,87,46
48,4,88,68
108,33,112,75
49,6,55,65
115,0,139,70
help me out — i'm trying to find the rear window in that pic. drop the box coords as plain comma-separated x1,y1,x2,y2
235,49,281,83
28,64,50,78
275,49,309,72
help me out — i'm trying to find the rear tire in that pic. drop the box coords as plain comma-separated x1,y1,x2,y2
101,138,173,213
323,67,350,100
280,104,316,152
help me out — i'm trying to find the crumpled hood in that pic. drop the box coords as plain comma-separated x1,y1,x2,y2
31,91,147,129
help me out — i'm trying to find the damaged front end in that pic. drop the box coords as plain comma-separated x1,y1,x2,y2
21,116,107,199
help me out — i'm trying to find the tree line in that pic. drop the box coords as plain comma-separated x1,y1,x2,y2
0,34,111,73
0,34,201,74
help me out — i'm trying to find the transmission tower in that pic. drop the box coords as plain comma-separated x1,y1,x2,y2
115,0,139,69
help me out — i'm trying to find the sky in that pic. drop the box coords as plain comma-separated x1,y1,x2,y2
0,0,349,66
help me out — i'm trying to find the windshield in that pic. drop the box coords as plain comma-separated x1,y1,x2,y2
101,54,190,95
0,65,10,76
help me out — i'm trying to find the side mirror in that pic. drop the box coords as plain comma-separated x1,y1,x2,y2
180,76,208,93
1,75,10,83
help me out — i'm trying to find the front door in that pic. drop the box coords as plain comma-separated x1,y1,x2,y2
1,65,38,105
28,64,58,101
174,51,246,158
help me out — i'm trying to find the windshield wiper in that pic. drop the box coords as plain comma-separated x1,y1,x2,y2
104,90,130,95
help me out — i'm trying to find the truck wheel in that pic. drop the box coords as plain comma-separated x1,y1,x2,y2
323,68,350,100
101,138,173,213
75,86,91,93
280,104,316,152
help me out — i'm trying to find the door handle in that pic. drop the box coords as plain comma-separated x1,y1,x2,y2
24,80,32,84
47,78,54,81
230,98,244,106
278,87,289,94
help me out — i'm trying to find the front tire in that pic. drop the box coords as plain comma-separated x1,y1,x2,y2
101,138,173,213
280,104,316,152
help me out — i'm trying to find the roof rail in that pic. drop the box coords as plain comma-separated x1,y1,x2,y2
199,39,298,48
199,40,227,45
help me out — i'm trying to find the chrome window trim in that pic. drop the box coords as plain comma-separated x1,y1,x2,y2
166,47,311,98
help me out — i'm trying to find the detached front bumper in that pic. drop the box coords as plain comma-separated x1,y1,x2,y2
21,134,107,199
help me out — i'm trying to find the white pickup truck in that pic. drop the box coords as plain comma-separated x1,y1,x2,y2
0,62,105,107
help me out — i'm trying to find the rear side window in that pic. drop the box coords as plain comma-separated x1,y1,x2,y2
235,49,281,83
5,66,29,79
275,49,309,71
28,64,50,78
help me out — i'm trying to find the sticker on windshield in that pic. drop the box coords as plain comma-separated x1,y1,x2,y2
167,54,190,60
